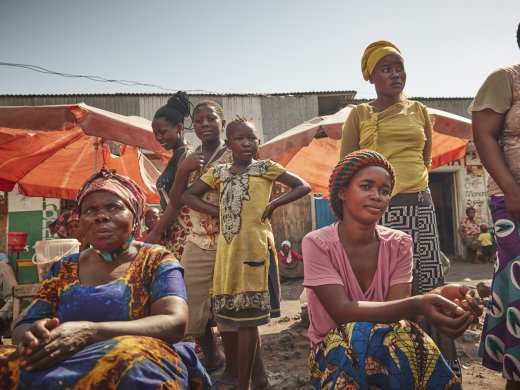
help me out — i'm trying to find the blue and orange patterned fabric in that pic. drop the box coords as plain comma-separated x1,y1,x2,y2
309,321,461,389
0,244,210,389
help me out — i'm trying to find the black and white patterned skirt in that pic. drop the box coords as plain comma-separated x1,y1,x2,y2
380,188,445,295
380,188,461,378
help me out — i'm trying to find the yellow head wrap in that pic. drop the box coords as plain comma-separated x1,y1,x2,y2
361,40,402,81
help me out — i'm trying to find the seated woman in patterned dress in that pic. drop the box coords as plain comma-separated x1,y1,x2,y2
303,150,482,389
0,168,210,390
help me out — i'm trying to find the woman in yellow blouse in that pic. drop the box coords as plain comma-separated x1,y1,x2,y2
339,40,460,378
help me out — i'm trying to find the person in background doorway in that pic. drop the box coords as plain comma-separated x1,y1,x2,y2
278,240,304,280
458,206,482,263
478,224,494,263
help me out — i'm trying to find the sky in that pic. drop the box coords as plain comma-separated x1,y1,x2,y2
1,0,519,99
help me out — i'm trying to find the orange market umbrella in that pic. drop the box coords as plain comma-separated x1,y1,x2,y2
0,103,165,153
259,105,471,196
0,125,160,203
0,104,164,203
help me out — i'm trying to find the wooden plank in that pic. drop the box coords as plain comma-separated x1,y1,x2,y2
13,284,40,297
12,283,40,320
271,189,313,253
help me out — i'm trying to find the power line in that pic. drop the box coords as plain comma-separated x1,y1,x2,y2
0,61,217,93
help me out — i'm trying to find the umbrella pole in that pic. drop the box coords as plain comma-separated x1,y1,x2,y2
93,137,99,173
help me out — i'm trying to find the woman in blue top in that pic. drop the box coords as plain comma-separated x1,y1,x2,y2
0,169,210,389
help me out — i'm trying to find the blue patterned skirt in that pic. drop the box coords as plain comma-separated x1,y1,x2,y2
0,336,211,389
309,321,461,389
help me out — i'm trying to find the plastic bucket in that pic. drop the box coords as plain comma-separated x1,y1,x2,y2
8,232,28,252
32,239,80,282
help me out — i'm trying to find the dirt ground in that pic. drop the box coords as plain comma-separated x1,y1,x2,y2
248,258,507,389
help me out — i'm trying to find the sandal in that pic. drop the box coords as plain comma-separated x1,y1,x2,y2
211,376,237,390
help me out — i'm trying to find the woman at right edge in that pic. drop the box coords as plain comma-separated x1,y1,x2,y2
340,40,460,377
470,22,520,390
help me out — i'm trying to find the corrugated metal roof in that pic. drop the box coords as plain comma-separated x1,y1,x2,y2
0,90,357,98
351,97,473,102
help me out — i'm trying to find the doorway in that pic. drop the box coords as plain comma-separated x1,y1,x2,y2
429,172,456,255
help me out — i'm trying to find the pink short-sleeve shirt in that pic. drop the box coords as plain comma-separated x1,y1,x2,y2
302,223,413,346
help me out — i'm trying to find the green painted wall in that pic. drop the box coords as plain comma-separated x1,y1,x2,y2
7,197,60,284
8,210,42,284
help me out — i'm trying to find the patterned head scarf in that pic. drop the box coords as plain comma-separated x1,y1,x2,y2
361,40,402,81
77,168,147,233
67,209,80,225
58,209,72,225
329,150,395,220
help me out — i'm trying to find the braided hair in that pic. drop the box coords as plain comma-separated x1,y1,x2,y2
193,100,225,121
329,150,395,220
225,115,255,137
154,91,191,125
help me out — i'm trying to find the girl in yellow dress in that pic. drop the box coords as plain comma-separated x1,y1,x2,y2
182,117,310,390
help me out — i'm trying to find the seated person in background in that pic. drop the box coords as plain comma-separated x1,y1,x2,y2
65,209,89,251
48,210,71,239
0,168,210,389
478,223,494,263
278,240,304,279
303,150,481,389
458,206,482,263
0,253,16,331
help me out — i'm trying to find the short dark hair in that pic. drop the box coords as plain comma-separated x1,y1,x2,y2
466,206,476,214
193,100,225,121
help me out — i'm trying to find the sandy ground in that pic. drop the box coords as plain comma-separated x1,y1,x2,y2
243,258,507,389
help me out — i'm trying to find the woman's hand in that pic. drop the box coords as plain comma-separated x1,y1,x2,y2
417,294,474,338
17,318,58,358
19,319,96,371
428,284,483,323
179,152,204,174
262,202,276,221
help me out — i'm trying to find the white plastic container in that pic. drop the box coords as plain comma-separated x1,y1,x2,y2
32,239,80,282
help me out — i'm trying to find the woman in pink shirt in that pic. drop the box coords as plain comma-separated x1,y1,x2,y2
303,150,481,389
